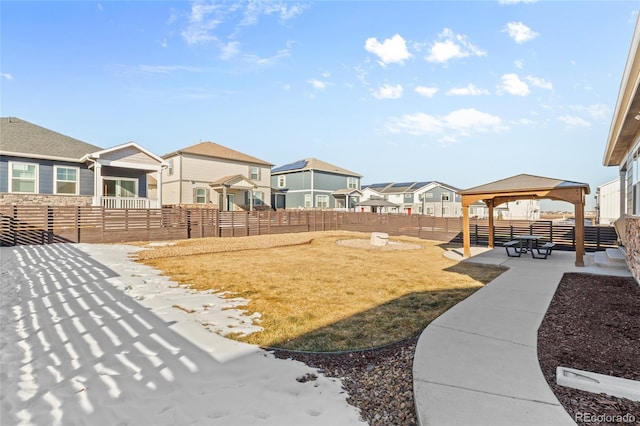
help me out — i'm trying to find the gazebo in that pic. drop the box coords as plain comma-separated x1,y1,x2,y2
458,174,591,266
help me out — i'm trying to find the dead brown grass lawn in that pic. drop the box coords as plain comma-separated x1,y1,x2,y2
137,231,506,351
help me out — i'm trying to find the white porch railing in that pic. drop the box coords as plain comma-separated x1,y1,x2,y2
101,197,159,209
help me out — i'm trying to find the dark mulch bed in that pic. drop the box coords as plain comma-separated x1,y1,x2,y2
538,272,640,425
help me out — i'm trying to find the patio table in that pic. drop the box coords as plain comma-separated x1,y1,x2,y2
515,235,542,254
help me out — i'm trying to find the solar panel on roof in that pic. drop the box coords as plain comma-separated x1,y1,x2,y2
369,183,390,188
413,181,433,189
390,182,414,188
272,159,308,173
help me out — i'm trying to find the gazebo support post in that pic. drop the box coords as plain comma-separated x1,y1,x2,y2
487,199,495,249
574,200,585,267
463,204,471,258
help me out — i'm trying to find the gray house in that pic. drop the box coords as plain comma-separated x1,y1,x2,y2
0,117,166,208
270,158,362,210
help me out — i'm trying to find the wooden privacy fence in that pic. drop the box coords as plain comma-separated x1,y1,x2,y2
0,206,618,252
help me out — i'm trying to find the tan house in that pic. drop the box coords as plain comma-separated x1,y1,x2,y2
161,142,273,210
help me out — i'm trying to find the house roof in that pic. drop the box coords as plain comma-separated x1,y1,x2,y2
164,141,273,166
0,117,103,162
271,158,362,177
362,181,459,194
603,13,640,167
458,174,590,196
332,188,363,196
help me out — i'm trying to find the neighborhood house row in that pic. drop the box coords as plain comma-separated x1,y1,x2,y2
0,116,539,220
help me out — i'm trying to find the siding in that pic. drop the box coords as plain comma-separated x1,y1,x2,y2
101,146,160,166
162,153,271,206
0,155,93,196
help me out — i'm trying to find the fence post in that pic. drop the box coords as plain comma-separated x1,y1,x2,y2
11,206,17,246
101,207,105,243
187,210,192,239
246,211,250,236
47,206,54,244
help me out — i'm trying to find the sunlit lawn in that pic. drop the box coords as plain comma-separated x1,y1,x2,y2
138,231,506,351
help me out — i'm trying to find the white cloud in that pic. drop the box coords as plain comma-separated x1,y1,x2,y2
525,75,552,90
385,108,505,142
415,86,438,98
308,78,327,90
220,41,241,60
504,22,539,44
558,115,591,128
364,34,412,66
514,59,524,69
240,1,307,26
498,73,530,96
373,84,403,99
446,84,489,96
181,2,224,45
1,73,13,80
243,44,292,66
425,28,487,64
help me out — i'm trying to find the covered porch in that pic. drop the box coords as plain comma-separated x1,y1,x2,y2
86,142,167,209
210,174,260,211
458,174,590,266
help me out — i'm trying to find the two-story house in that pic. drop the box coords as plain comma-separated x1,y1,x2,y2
270,158,362,210
161,142,273,210
361,181,462,216
0,117,166,208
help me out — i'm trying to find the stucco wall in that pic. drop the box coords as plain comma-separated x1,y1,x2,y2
626,216,640,284
0,193,93,206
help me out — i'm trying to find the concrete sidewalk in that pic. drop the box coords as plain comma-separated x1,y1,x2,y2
413,247,632,426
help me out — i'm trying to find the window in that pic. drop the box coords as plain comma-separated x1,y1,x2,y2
54,166,78,195
316,194,329,208
104,178,137,197
404,193,413,201
250,166,260,181
277,175,286,188
167,159,174,176
195,188,207,204
441,192,450,202
9,162,38,193
254,191,264,205
424,193,433,199
425,207,434,215
347,177,358,189
304,193,312,208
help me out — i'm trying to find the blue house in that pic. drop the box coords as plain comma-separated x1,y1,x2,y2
0,117,167,208
270,158,362,210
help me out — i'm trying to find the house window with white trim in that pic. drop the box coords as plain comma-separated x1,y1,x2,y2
167,159,174,176
441,192,450,202
316,194,329,208
9,162,38,193
254,191,264,206
195,188,207,204
54,166,79,195
304,193,312,208
277,175,286,188
347,177,357,189
250,166,260,181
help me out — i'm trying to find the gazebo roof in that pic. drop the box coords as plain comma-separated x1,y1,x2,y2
458,174,590,207
459,174,590,196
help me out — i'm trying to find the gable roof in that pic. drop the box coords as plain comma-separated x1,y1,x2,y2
163,141,273,166
271,158,362,177
362,181,459,194
0,117,103,162
458,174,590,196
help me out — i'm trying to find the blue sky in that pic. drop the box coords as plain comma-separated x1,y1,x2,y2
2,1,638,210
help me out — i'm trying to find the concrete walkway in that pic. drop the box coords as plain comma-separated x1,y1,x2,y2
413,247,632,426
